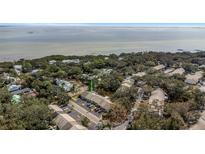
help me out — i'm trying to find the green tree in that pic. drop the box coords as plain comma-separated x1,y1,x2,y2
0,88,11,104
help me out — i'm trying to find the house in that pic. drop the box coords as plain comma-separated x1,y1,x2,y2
7,84,22,92
199,86,205,93
14,65,22,75
199,65,205,69
94,68,112,76
31,69,40,75
3,73,16,83
185,71,203,85
104,57,109,60
118,57,124,61
80,91,112,111
168,68,185,76
101,69,112,75
62,59,80,64
121,77,134,89
132,72,146,77
55,79,74,92
49,105,87,130
49,60,56,65
54,113,87,130
153,64,165,71
148,88,167,116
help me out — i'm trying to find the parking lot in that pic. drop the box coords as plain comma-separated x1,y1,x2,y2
75,98,105,118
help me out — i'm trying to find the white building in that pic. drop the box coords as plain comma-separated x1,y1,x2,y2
199,86,205,93
14,65,22,75
62,59,80,64
121,77,134,89
56,79,74,92
49,60,56,65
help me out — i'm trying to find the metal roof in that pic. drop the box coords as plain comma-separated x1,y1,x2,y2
81,91,112,111
54,113,87,130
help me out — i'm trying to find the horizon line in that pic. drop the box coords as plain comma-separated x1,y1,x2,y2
1,23,205,27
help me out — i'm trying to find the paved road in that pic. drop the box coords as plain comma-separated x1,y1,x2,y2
69,100,100,124
190,111,205,130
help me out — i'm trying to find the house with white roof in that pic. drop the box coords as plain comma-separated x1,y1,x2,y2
199,86,205,93
55,79,74,92
14,65,22,75
62,59,80,64
49,60,56,65
121,77,134,89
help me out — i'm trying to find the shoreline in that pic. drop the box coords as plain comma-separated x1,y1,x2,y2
0,50,204,63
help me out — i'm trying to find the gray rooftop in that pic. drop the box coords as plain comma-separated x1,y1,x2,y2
81,91,112,111
54,114,87,130
185,71,203,85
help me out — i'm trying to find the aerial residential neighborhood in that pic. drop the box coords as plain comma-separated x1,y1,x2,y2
1,0,205,152
0,51,205,130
